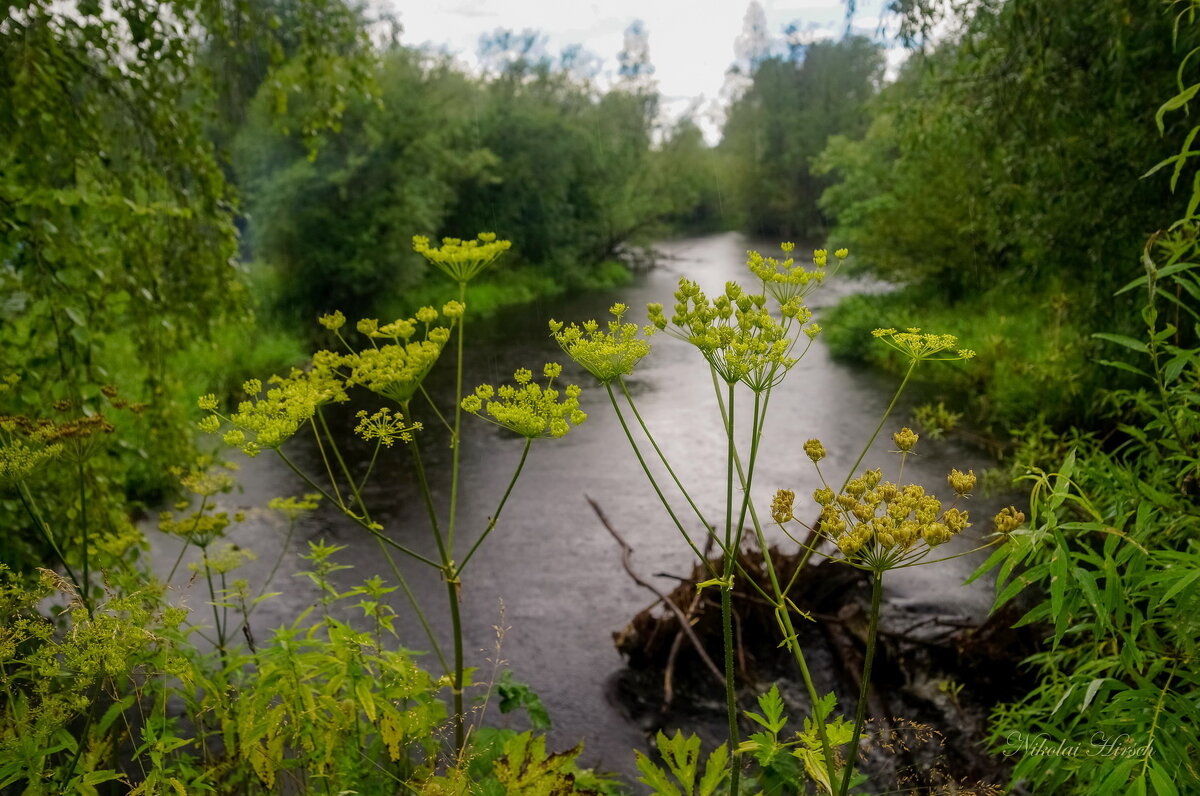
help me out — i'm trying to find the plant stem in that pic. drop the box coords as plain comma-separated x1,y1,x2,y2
842,359,917,492
405,413,465,755
78,459,89,612
837,569,884,796
447,280,467,552
722,380,741,796
456,438,532,575
445,573,465,754
604,383,720,572
617,377,711,534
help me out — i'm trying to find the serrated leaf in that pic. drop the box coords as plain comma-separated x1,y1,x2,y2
698,743,729,796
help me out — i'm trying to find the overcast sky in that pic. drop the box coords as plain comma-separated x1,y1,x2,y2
395,1,903,136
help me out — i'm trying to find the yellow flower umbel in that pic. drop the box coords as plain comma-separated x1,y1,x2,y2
549,303,654,384
871,327,976,363
746,242,841,305
412,232,512,284
648,278,814,392
800,466,974,571
355,408,422,447
461,364,587,439
199,361,348,457
341,306,456,405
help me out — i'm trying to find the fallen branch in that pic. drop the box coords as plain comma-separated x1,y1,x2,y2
586,495,726,689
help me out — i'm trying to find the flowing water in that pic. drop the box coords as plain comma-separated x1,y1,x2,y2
153,231,1010,780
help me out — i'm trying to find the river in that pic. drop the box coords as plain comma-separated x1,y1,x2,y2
152,231,1010,782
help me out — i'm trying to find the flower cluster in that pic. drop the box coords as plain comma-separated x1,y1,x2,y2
549,304,654,384
746,242,844,304
648,278,813,391
158,507,234,547
355,407,422,447
993,506,1025,534
412,232,512,284
0,437,63,483
461,364,587,439
871,328,976,362
777,432,980,570
199,361,348,457
806,468,972,568
343,307,456,404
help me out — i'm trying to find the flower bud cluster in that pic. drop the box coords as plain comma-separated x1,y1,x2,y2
268,493,323,521
412,232,512,284
461,364,587,439
549,303,654,383
993,506,1025,534
808,467,973,564
343,305,458,404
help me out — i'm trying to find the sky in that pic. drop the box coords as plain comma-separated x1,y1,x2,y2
395,0,905,139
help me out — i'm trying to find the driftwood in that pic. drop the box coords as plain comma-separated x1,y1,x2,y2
599,511,1046,790
585,495,726,699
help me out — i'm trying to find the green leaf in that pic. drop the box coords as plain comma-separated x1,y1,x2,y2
698,743,730,796
1092,333,1149,354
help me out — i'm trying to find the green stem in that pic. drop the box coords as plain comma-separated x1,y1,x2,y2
275,448,448,669
456,438,532,575
617,377,712,534
446,574,465,754
15,483,82,598
837,570,884,796
604,383,720,571
447,280,467,552
405,407,465,755
310,414,344,509
78,459,89,611
722,380,741,796
842,360,917,492
718,376,836,786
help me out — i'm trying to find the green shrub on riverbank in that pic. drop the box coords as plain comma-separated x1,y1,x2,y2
823,284,1096,432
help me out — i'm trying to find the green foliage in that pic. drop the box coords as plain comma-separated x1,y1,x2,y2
720,36,885,238
635,730,729,796
818,0,1200,332
967,16,1200,787
823,284,1092,429
0,0,374,574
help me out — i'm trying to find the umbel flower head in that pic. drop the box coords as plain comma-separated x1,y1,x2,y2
461,363,587,439
412,232,512,284
199,359,348,457
798,466,974,570
746,242,845,305
549,303,655,384
342,306,458,405
647,278,815,391
871,328,976,363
